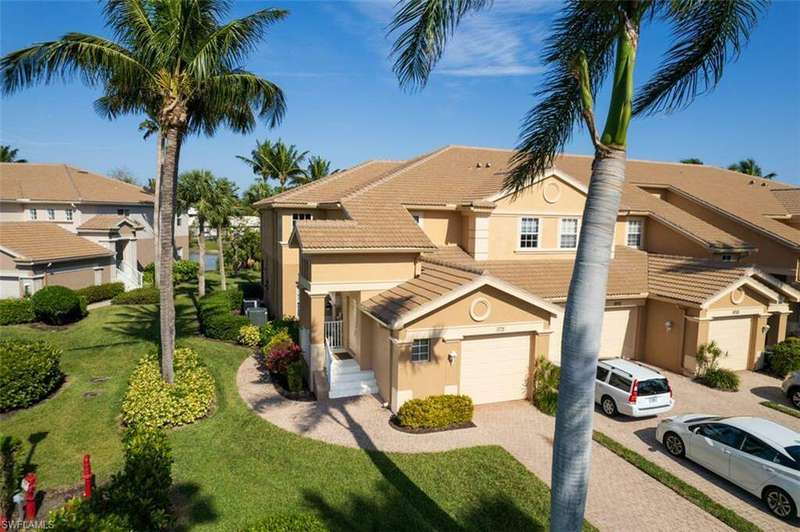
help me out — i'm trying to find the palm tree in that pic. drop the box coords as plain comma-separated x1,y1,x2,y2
680,158,703,165
205,177,239,291
177,169,214,297
0,145,26,162
242,181,275,211
305,155,332,181
728,158,776,179
390,1,766,528
238,139,308,191
2,0,287,383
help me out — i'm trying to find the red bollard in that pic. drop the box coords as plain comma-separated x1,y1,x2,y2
83,454,93,498
23,472,36,521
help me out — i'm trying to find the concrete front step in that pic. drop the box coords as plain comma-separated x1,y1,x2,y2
332,370,378,384
329,381,378,399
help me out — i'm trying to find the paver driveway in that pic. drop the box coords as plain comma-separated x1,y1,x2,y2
592,367,800,531
238,356,730,531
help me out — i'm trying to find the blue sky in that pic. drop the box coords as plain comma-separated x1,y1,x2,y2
1,0,799,192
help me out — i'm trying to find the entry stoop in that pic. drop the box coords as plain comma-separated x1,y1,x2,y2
328,358,378,399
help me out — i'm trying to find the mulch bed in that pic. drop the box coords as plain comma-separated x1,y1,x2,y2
388,416,476,434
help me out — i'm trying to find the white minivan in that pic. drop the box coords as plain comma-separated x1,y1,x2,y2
595,358,674,417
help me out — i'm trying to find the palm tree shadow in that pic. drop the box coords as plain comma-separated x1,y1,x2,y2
171,481,218,531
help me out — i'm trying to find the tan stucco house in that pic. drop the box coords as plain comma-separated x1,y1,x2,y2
0,163,189,297
256,145,800,411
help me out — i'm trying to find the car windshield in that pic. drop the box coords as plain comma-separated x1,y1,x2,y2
637,378,670,396
786,446,800,463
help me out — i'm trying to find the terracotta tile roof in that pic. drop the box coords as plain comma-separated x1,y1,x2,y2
78,215,143,230
772,188,800,216
0,163,153,204
647,254,752,304
0,222,114,263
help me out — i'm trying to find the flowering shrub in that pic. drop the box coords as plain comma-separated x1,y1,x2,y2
264,343,302,375
265,329,292,352
121,348,215,429
238,324,261,348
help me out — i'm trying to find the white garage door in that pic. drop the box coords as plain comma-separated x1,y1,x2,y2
0,277,19,299
708,317,752,370
460,333,530,404
548,307,637,365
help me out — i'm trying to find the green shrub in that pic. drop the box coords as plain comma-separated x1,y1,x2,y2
1,435,22,520
286,359,305,392
0,339,63,411
530,358,560,416
766,337,800,378
396,395,473,429
265,329,292,352
75,282,125,304
241,512,326,532
121,348,215,429
112,286,160,305
173,259,199,284
225,287,244,312
699,367,740,391
274,316,299,343
31,285,85,324
197,289,246,341
204,312,250,342
259,322,280,347
0,298,34,325
48,425,173,531
239,324,261,348
240,281,263,300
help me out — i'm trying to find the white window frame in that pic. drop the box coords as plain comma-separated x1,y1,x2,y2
28,208,37,220
518,217,540,249
411,338,431,363
65,208,73,222
559,217,579,249
626,219,643,248
47,208,55,221
292,212,313,227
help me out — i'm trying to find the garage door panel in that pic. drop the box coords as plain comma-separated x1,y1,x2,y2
708,317,751,370
549,307,638,365
460,334,530,404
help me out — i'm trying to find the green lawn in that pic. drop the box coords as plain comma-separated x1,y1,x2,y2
1,273,593,531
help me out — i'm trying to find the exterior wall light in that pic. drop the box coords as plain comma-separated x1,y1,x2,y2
762,324,771,334
448,351,458,365
665,320,674,332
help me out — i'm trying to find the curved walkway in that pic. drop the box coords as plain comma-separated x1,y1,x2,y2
237,356,730,531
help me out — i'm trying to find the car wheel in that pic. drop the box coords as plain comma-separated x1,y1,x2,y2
601,396,618,417
764,486,797,520
789,387,800,410
663,432,685,458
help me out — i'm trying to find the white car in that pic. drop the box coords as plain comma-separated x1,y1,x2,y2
781,371,800,409
595,358,674,417
657,415,800,520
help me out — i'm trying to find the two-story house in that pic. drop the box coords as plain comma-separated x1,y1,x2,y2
0,163,189,297
256,146,800,411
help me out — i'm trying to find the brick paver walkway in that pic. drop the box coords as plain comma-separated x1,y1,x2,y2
238,356,731,531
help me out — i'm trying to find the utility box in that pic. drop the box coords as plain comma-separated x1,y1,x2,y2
246,307,268,327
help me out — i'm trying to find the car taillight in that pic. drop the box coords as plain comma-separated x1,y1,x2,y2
628,379,639,404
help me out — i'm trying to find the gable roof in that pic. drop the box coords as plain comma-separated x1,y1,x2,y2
0,222,114,263
771,188,800,216
0,163,153,204
77,215,143,231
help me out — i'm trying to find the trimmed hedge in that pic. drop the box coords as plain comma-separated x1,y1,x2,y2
241,513,326,532
0,298,34,325
75,282,125,304
0,339,63,411
766,337,800,378
204,312,250,342
31,285,85,325
396,395,473,429
197,288,246,341
121,347,215,429
112,286,160,305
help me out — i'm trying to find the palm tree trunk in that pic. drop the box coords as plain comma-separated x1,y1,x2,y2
154,131,163,287
197,218,206,297
158,126,182,384
550,149,626,531
217,226,227,291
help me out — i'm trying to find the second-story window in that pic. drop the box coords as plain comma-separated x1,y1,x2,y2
65,208,73,221
519,217,540,249
560,218,579,249
292,213,313,227
47,208,55,220
626,219,643,248
29,208,37,220
117,208,131,216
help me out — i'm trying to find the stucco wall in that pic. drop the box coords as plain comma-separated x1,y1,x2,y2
308,253,417,284
643,299,687,372
644,218,713,258
363,315,391,400
411,210,463,247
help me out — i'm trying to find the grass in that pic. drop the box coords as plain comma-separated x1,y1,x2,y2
760,400,800,419
0,272,594,531
592,431,762,532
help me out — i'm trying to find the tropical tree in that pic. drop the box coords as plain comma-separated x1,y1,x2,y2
2,0,287,383
224,226,261,271
238,139,308,191
390,0,766,528
728,158,776,178
0,145,26,162
177,169,214,297
242,181,275,212
680,158,703,165
305,155,332,181
108,167,138,185
205,177,240,291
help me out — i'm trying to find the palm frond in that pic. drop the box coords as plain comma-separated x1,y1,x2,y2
633,0,767,115
389,0,492,91
198,70,286,129
103,0,156,50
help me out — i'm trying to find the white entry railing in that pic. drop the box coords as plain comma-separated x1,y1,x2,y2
324,320,343,350
324,337,334,382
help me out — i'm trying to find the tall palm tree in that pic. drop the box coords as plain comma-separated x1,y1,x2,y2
305,155,332,182
242,181,275,212
138,117,163,285
2,0,287,383
728,158,776,178
205,177,239,291
177,169,214,297
238,139,308,191
390,1,766,528
0,145,26,162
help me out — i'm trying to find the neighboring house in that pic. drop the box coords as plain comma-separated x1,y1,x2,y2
0,163,190,297
256,146,800,410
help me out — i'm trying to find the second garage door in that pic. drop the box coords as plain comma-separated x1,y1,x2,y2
460,333,530,404
708,316,752,370
548,307,638,365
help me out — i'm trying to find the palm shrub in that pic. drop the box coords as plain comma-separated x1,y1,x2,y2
696,342,740,391
530,358,561,416
0,298,34,325
766,337,800,378
0,339,63,411
31,285,85,324
396,395,473,430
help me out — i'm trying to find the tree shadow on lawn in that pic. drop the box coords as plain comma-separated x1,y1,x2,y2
101,299,199,345
171,481,218,532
